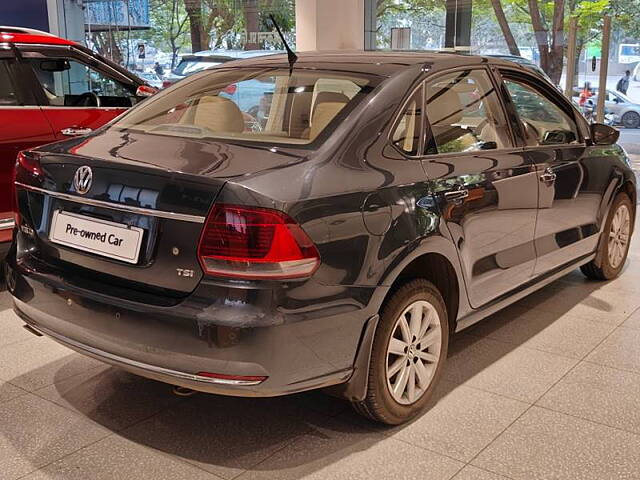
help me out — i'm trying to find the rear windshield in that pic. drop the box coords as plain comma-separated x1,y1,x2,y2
112,67,373,145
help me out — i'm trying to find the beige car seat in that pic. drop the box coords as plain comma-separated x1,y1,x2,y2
309,92,350,140
186,95,245,133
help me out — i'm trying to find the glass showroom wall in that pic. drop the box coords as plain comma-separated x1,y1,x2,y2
372,0,640,93
55,0,295,74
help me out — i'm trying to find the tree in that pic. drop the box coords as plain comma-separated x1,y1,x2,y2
526,0,566,84
143,0,190,68
184,0,206,52
489,0,521,55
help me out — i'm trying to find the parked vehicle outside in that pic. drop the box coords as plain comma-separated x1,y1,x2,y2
139,71,163,89
571,87,640,128
7,52,635,424
0,26,150,259
161,50,283,88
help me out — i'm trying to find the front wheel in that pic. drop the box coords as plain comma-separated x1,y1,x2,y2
581,192,633,280
352,279,449,424
621,111,640,129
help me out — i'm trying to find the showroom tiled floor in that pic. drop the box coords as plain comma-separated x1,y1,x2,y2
2,236,640,480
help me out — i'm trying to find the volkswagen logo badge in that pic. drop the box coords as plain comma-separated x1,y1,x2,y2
73,166,93,195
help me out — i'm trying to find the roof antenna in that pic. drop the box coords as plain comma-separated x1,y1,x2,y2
269,14,297,76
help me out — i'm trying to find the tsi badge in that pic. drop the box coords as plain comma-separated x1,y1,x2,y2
73,166,93,195
176,268,194,278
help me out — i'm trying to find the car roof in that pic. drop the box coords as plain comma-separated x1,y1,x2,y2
216,50,537,78
0,26,76,46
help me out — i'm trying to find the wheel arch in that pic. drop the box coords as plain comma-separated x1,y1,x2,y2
328,240,468,403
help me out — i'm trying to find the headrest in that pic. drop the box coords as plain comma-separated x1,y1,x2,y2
310,92,350,140
425,87,464,126
190,95,245,133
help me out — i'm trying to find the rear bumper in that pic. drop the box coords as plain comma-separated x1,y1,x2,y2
0,216,14,259
7,255,379,397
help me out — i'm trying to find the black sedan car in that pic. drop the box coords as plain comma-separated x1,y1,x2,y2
6,52,635,424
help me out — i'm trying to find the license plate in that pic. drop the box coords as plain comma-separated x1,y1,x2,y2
49,210,143,264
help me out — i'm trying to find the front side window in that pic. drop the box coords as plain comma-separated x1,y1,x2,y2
504,78,579,146
27,57,135,107
424,69,510,155
391,85,423,155
113,68,373,145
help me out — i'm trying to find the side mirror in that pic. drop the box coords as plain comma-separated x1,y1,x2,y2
590,123,619,146
136,85,158,97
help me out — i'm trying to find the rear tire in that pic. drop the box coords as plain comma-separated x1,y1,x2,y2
621,111,640,129
352,279,449,425
581,192,633,280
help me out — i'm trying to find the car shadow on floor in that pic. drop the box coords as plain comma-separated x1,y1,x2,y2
1,268,628,477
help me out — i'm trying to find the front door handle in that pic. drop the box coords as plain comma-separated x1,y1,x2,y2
443,188,469,205
61,127,92,136
539,168,557,186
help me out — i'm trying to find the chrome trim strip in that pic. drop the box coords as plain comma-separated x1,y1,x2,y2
15,182,206,224
24,322,264,386
0,218,14,230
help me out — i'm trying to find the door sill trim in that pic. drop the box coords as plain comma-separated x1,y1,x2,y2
455,253,595,332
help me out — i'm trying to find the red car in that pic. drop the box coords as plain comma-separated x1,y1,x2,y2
0,26,154,257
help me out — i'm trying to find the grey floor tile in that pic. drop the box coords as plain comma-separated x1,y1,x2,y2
0,290,12,308
473,406,640,480
467,305,615,359
239,417,463,480
560,268,640,294
0,307,36,348
515,280,638,325
621,307,640,330
538,361,640,434
0,336,102,392
444,335,577,403
586,327,640,374
20,435,220,480
33,365,183,432
121,394,320,479
0,393,109,480
0,380,27,405
452,466,511,480
390,382,528,462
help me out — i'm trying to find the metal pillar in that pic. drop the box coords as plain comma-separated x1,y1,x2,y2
564,17,578,98
445,0,472,51
596,16,612,123
364,0,377,50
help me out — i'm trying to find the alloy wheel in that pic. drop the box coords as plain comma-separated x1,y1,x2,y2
608,203,631,269
385,300,442,405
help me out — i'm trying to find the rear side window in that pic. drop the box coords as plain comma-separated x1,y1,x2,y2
503,78,579,146
0,60,18,105
113,68,374,145
424,69,511,154
391,85,423,156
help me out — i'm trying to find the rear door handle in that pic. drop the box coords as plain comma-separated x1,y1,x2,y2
539,169,557,185
443,189,469,204
61,127,92,136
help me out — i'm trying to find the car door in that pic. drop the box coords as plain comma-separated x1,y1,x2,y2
19,45,138,139
498,70,594,276
420,67,538,308
0,48,55,243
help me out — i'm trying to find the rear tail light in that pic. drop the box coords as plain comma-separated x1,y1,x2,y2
197,204,320,280
162,80,172,88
